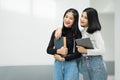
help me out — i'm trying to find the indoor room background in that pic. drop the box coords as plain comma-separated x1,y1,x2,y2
0,0,115,80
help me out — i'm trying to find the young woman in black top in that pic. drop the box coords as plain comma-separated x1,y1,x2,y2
47,8,82,80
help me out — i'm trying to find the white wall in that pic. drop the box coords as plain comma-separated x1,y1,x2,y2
115,0,120,79
0,0,115,66
0,0,89,66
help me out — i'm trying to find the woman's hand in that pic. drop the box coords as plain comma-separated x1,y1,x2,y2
76,46,87,54
57,47,68,56
55,27,62,39
54,54,65,61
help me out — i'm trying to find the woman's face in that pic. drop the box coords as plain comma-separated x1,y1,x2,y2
63,12,74,28
80,12,88,27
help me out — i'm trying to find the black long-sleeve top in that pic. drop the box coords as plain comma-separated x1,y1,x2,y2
47,28,82,61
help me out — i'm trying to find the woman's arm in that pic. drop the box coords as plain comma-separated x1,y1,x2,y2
77,31,105,56
47,31,57,55
87,31,105,55
54,54,65,61
54,48,82,61
87,31,105,56
64,45,82,61
64,52,82,61
47,30,68,56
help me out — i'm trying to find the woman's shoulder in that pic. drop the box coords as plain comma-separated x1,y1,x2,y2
51,30,56,35
92,30,102,37
49,30,56,38
93,30,101,34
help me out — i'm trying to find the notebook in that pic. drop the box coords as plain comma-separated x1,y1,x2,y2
75,38,94,49
54,37,66,49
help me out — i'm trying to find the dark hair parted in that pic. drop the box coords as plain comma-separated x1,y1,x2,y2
62,8,82,38
83,7,101,34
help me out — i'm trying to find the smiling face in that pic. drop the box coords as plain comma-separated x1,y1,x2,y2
63,12,74,28
80,12,88,27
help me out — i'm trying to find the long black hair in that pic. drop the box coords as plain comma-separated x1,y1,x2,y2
62,8,82,38
83,7,101,34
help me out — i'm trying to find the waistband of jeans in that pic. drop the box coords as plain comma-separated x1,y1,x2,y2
82,55,102,59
